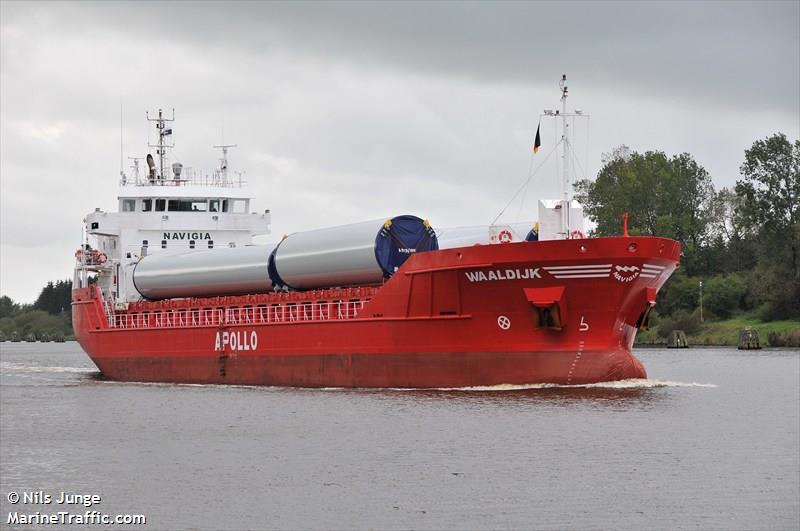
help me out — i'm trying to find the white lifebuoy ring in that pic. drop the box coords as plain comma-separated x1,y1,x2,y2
569,229,585,240
498,230,513,243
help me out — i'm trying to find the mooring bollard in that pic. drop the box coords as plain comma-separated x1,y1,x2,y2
738,328,761,350
668,330,689,348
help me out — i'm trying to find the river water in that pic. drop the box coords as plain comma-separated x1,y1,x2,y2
1,342,798,530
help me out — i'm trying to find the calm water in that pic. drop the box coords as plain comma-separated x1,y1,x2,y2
1,343,798,531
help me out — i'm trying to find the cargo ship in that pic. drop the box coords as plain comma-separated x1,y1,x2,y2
72,77,680,387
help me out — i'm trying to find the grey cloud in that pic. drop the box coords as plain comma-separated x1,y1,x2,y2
8,1,797,115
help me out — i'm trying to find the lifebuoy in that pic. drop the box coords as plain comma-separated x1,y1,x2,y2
96,252,107,264
74,249,83,259
569,229,585,240
498,229,513,243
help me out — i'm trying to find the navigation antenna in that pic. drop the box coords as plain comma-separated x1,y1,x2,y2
541,75,589,238
213,143,237,184
146,108,175,181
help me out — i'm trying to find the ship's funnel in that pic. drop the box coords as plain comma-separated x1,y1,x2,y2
146,153,156,181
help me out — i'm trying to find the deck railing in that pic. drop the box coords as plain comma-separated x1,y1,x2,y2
109,299,370,329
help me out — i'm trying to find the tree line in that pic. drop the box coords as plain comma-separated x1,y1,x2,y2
575,132,799,336
0,280,74,341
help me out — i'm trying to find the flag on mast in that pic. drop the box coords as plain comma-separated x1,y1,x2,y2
533,122,541,154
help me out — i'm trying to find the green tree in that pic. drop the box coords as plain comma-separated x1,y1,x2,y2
11,310,66,337
33,279,72,316
701,188,759,274
704,273,748,319
735,133,800,318
0,296,19,318
657,269,700,316
574,149,715,275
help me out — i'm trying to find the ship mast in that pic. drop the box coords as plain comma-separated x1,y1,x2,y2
542,75,588,238
147,108,175,181
213,143,237,185
560,75,570,236
128,157,143,185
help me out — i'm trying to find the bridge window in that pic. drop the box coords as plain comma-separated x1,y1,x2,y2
209,199,220,212
167,199,208,212
221,199,229,213
142,199,153,212
122,199,136,212
155,199,166,212
232,199,247,213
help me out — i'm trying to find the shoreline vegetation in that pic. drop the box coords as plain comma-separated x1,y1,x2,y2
636,315,800,347
0,281,73,342
2,134,798,347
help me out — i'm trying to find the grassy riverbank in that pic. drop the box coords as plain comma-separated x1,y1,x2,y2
636,315,800,347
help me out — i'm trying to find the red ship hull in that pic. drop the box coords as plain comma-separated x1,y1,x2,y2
73,237,679,388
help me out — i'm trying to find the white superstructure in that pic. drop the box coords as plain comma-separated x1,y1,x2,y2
74,109,271,305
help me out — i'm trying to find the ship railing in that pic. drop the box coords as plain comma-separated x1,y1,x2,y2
121,170,247,188
110,299,370,329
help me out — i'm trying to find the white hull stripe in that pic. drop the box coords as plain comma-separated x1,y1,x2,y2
553,273,608,278
547,269,611,274
642,264,666,270
545,264,612,270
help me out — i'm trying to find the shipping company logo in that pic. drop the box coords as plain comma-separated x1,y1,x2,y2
543,264,612,279
613,265,640,283
163,232,212,240
214,330,258,352
398,248,416,254
464,268,541,282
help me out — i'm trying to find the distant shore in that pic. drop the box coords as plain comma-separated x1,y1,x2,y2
636,317,800,348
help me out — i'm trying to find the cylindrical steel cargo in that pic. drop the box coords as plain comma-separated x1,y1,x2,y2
133,245,275,300
269,216,438,290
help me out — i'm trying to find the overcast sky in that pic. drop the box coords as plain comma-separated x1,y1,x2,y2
1,1,798,303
